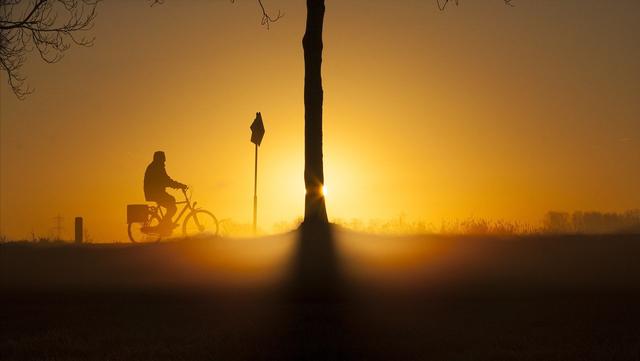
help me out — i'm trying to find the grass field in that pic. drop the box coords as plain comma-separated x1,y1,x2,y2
2,228,640,360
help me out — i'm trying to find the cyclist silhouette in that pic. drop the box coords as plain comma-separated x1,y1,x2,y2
144,151,187,233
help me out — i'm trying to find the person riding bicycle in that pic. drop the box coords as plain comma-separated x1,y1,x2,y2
144,151,187,234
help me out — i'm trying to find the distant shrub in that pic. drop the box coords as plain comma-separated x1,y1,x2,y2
543,211,572,233
440,217,533,236
272,217,303,234
543,209,640,234
333,214,436,235
217,219,256,237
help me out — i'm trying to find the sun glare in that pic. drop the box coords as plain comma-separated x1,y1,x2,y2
322,185,328,196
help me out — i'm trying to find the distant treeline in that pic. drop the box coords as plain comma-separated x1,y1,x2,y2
543,210,640,234
332,210,640,236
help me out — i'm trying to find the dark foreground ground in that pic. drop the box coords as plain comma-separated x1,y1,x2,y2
2,228,640,360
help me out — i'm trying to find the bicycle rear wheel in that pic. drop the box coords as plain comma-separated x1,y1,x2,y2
128,214,162,243
183,210,218,237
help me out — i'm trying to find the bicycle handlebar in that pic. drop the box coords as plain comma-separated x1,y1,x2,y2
181,186,191,200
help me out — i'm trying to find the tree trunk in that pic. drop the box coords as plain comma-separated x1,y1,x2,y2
302,0,328,225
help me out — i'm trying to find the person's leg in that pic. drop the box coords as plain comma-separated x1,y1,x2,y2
156,192,177,229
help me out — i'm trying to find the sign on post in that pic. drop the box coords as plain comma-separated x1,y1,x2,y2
250,112,265,234
251,112,265,146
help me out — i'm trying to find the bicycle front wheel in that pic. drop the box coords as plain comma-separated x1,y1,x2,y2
183,210,218,237
128,214,162,243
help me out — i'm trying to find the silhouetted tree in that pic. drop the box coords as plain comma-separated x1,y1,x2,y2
0,0,98,99
302,0,327,225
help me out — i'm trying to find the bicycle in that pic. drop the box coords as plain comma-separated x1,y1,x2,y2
127,188,218,242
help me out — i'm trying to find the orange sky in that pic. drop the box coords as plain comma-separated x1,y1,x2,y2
1,0,639,241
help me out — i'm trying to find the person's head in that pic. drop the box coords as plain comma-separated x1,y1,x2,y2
153,151,166,163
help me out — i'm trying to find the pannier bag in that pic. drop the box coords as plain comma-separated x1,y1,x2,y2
127,204,149,224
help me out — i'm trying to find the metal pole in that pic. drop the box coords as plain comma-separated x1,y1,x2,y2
253,143,258,234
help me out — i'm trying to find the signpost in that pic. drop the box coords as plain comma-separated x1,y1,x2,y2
250,112,265,234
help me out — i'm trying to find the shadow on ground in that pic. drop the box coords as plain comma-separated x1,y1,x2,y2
2,228,640,360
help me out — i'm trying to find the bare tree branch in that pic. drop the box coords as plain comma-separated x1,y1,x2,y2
0,0,99,99
255,0,283,29
437,0,513,11
230,0,283,29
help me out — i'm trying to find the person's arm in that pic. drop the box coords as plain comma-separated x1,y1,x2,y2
161,165,187,189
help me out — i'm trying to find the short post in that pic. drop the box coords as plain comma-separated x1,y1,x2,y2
74,217,83,244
